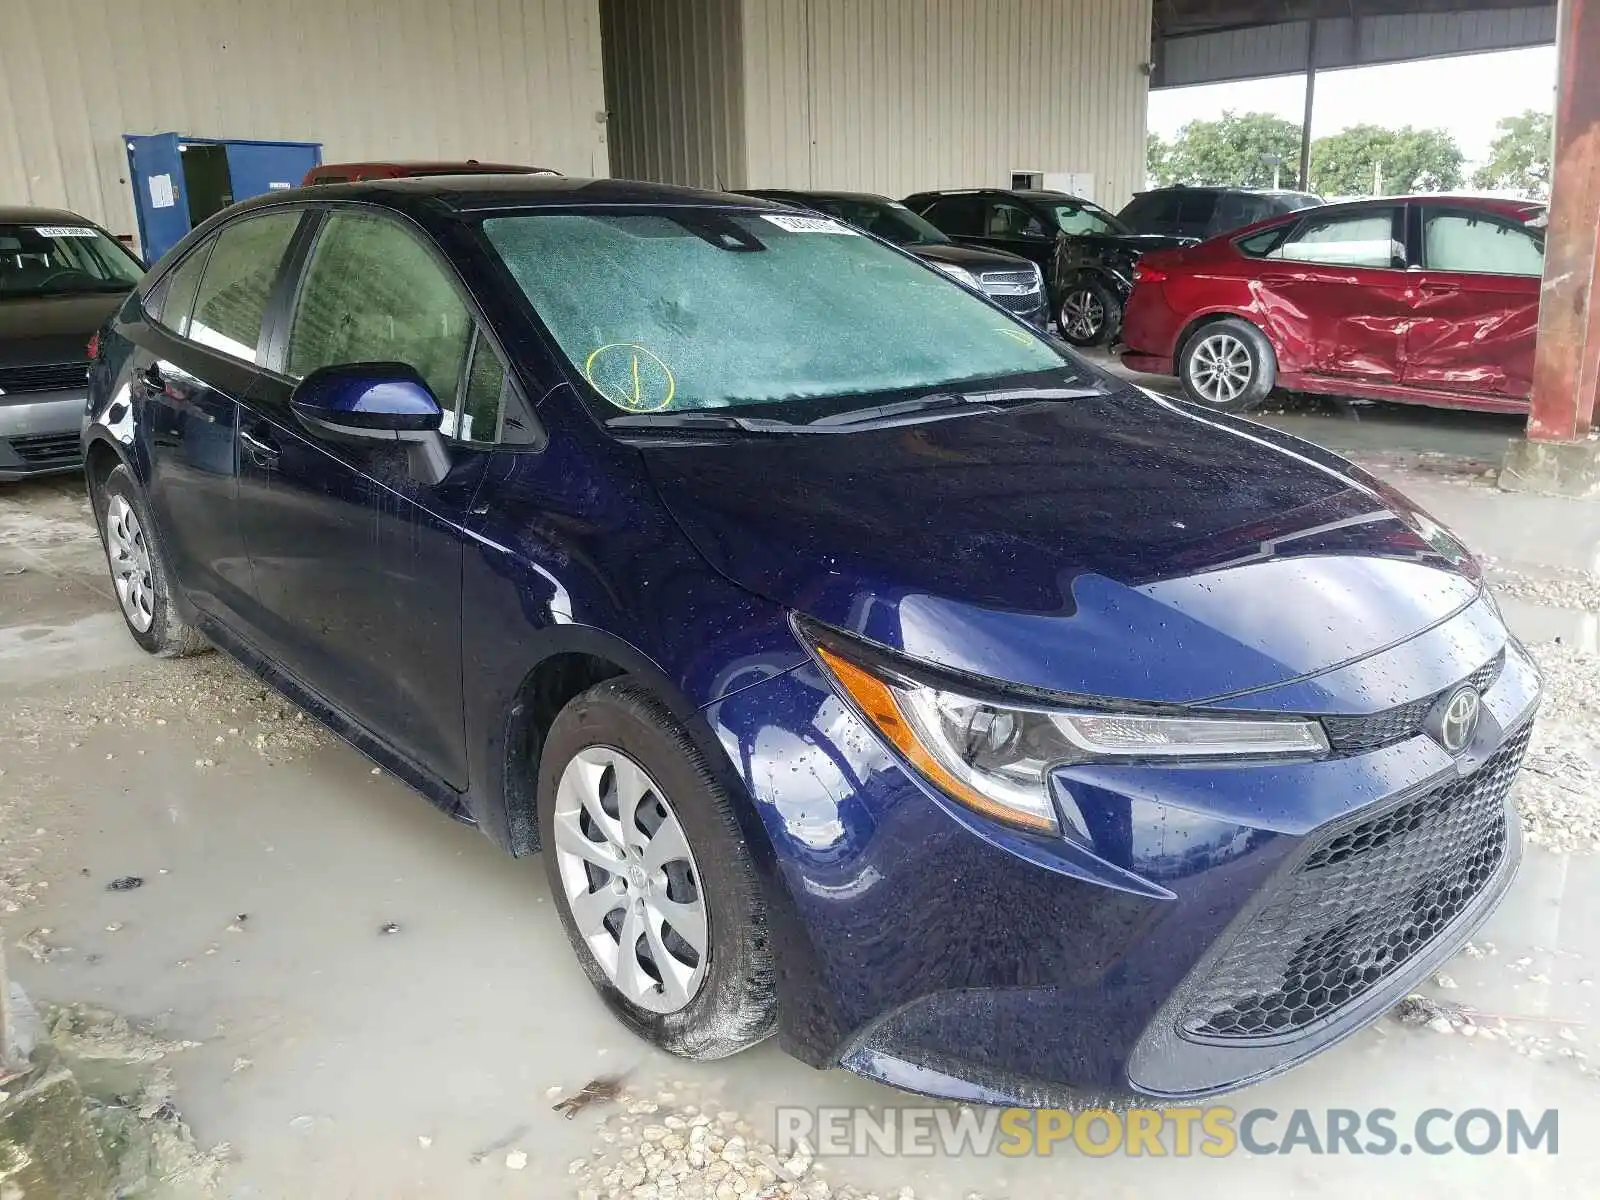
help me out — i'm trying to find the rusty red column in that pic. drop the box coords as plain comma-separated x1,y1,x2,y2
1528,0,1600,442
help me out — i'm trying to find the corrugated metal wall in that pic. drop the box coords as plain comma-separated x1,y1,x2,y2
1155,6,1557,89
741,0,1152,208
0,0,608,240
600,0,746,188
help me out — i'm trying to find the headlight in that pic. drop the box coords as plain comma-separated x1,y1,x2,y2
814,643,1329,835
928,261,976,287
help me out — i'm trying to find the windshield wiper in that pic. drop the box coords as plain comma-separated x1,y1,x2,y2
808,384,1108,428
605,411,797,433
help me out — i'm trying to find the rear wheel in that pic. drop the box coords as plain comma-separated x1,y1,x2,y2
1058,280,1120,347
538,679,775,1058
93,465,208,657
1177,317,1277,411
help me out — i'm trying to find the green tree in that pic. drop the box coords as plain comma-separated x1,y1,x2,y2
1155,111,1304,188
1473,109,1554,199
1310,124,1464,197
1146,131,1171,187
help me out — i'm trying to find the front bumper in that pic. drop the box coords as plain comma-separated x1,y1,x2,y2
0,389,87,479
705,614,1539,1105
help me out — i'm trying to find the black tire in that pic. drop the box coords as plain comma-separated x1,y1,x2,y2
537,678,776,1059
93,465,209,658
1177,317,1277,412
1057,280,1121,348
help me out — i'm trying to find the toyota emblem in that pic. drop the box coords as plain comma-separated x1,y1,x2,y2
1433,686,1481,754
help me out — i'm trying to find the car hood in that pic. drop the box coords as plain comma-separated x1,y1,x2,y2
906,242,1035,271
0,292,125,366
640,390,1483,704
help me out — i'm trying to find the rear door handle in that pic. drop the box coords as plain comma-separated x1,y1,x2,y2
239,425,281,468
137,363,164,391
1419,283,1459,296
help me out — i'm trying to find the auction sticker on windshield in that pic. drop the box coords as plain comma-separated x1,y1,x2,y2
761,214,859,235
32,226,97,237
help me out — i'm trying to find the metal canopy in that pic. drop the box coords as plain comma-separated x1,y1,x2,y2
1152,0,1557,88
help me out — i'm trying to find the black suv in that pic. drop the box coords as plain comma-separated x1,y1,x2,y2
903,188,1192,347
742,189,1048,330
1117,186,1323,241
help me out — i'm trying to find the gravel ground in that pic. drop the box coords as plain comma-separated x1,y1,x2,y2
1515,641,1600,854
1483,559,1600,612
567,1088,972,1200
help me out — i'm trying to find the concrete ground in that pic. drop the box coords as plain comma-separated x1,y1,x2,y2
2,401,1598,1197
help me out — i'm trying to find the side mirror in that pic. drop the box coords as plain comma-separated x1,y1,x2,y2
289,362,452,486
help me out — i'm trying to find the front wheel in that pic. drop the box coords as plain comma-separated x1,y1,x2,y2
1177,317,1277,411
538,679,775,1059
1057,280,1121,347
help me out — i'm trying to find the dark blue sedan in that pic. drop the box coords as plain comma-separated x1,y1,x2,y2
82,176,1539,1104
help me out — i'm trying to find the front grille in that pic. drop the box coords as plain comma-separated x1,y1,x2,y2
978,269,1040,296
1322,650,1505,753
0,361,89,394
1181,721,1530,1041
7,432,81,466
988,291,1044,318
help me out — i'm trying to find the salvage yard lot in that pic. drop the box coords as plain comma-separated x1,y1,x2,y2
4,430,1600,1198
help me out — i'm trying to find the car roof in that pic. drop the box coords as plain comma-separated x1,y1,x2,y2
309,160,555,176
0,204,98,225
742,188,896,205
257,175,785,215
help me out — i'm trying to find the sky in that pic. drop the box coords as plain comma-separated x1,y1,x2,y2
1148,46,1558,170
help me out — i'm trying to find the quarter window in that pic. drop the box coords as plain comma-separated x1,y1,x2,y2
1270,210,1402,268
286,212,471,406
1423,211,1544,276
188,212,300,361
147,240,212,337
459,330,510,444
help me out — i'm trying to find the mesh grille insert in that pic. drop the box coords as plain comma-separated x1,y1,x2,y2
1181,721,1530,1041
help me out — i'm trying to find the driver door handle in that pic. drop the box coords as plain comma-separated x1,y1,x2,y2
137,363,164,391
239,425,281,468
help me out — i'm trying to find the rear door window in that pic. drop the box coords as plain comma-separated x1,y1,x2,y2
188,212,301,361
1175,192,1216,236
919,194,984,237
1422,209,1544,276
1123,192,1181,234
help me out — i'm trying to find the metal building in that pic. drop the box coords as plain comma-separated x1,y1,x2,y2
2,0,1151,254
0,0,609,246
601,0,1152,205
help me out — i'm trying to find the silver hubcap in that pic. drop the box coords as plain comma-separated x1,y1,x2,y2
1189,333,1255,405
552,747,709,1014
105,495,155,633
1060,289,1105,340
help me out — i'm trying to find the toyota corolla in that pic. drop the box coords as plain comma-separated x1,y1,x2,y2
82,177,1538,1104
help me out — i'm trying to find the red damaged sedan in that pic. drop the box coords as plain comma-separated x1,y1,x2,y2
1121,195,1546,414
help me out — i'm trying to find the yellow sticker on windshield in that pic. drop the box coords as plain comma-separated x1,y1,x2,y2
583,343,677,412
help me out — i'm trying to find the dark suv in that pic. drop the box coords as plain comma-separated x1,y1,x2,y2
1118,187,1323,241
740,189,1047,329
904,188,1192,347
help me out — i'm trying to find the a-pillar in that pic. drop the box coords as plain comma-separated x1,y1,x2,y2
1502,0,1600,496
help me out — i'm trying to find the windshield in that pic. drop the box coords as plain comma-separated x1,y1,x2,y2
1050,202,1129,237
0,223,143,298
482,209,1074,415
799,198,951,247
